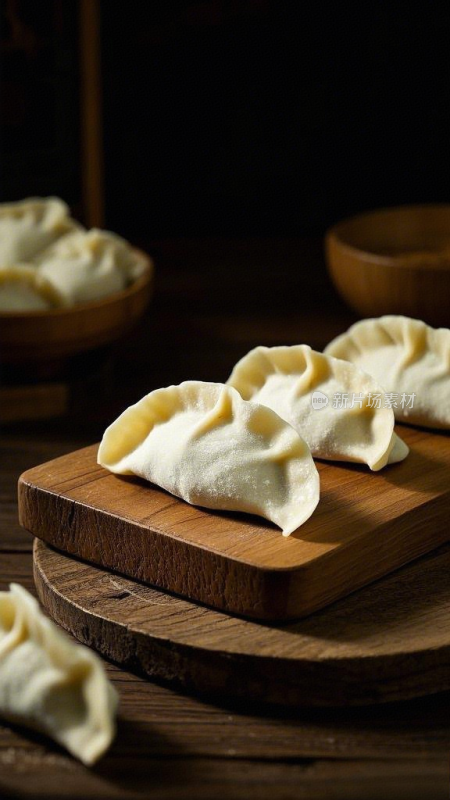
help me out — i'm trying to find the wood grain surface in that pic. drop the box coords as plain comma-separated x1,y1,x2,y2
19,425,450,620
33,536,450,707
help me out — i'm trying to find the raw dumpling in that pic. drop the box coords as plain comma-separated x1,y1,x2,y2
98,381,320,536
227,345,409,471
0,265,64,311
325,316,450,429
0,584,118,765
37,228,150,305
0,197,78,266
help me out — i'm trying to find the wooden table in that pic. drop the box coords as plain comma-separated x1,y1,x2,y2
1,239,449,799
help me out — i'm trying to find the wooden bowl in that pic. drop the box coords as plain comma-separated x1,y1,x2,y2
0,250,154,365
325,205,450,327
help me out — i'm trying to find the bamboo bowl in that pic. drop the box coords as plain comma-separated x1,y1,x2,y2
0,250,154,366
325,205,450,327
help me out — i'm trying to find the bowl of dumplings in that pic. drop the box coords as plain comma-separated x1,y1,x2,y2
325,204,450,327
0,197,154,366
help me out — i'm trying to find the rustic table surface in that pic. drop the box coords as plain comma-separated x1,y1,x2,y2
1,240,449,799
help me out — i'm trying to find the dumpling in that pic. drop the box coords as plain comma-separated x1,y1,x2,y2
0,197,78,266
36,228,150,305
98,381,320,536
0,198,150,308
227,345,409,471
0,584,118,765
0,265,64,311
325,316,450,429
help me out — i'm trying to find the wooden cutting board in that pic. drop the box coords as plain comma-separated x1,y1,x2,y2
19,425,450,621
34,537,450,706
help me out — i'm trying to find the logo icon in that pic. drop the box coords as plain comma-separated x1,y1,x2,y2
311,390,329,410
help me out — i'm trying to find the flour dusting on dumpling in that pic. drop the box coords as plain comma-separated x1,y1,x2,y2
98,381,320,536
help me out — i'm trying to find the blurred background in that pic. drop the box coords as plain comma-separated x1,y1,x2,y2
1,0,449,424
3,1,450,236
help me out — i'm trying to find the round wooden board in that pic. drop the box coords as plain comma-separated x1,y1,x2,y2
34,538,450,707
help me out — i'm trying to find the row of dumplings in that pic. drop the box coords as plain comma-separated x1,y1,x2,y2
99,314,450,536
0,197,149,310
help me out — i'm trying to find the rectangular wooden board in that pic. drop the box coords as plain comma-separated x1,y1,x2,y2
18,426,450,620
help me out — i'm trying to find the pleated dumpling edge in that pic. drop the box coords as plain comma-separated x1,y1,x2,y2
325,315,450,430
98,381,320,537
0,197,80,267
227,344,409,471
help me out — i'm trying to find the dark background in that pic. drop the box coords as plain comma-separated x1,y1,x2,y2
102,1,450,240
2,0,450,240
